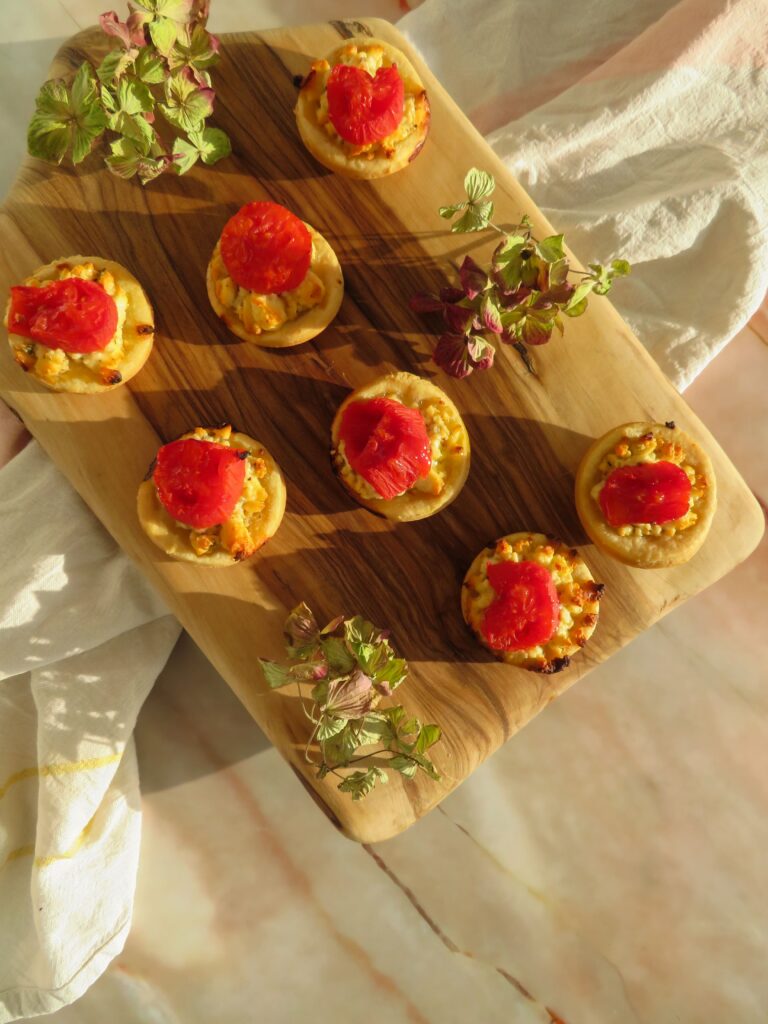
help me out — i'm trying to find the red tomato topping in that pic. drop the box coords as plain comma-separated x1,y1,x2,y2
7,279,118,353
339,396,432,500
599,461,691,527
220,201,312,295
326,63,405,146
481,560,560,652
153,438,247,530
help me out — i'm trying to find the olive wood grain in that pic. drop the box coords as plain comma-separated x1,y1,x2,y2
0,18,762,842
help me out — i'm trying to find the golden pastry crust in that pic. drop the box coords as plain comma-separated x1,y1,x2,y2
461,532,604,673
330,371,470,522
5,254,154,393
295,36,430,180
206,223,343,348
137,426,286,567
575,421,716,569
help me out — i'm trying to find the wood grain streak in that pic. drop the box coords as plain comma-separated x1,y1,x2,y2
0,19,763,842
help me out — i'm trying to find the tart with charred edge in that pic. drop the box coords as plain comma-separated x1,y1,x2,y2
295,36,430,180
462,532,604,672
575,421,716,569
206,201,343,348
5,255,154,393
137,425,286,567
330,371,470,522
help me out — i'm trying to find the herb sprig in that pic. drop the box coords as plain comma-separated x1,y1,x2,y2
27,0,231,184
410,168,631,377
260,604,442,801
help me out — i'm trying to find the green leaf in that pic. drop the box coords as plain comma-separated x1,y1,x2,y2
28,64,106,166
439,202,466,219
97,47,137,85
149,16,178,56
159,70,214,132
134,46,166,83
493,234,526,262
352,714,390,748
171,23,220,71
321,635,356,674
137,156,167,185
611,258,631,276
316,715,346,742
193,126,231,165
322,726,359,765
34,78,70,119
116,76,153,114
563,279,596,316
451,201,494,233
415,723,441,753
464,167,495,203
337,767,387,800
388,754,418,778
372,656,408,691
27,113,70,163
172,136,199,174
108,110,154,153
100,85,117,113
258,658,291,689
155,0,194,21
537,233,565,263
548,257,569,287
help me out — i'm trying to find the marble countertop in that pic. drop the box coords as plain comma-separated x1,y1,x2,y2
2,3,767,1021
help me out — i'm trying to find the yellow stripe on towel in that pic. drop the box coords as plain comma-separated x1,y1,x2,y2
2,815,98,870
0,753,122,800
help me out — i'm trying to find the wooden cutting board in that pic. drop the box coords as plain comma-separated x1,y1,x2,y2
0,18,762,842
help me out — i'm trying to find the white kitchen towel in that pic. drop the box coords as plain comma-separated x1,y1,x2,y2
401,0,768,390
0,442,180,1023
2,0,766,1018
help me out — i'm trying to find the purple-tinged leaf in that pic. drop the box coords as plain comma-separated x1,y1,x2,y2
544,281,575,304
325,669,377,720
439,286,464,304
409,291,443,314
459,255,487,299
433,333,474,379
521,316,553,346
100,11,147,47
443,303,473,333
466,335,495,370
480,293,503,334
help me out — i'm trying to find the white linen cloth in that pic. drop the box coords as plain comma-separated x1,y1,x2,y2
2,0,766,1018
0,443,180,1022
401,0,768,389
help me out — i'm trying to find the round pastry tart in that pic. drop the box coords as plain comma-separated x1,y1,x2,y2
4,255,154,393
330,371,470,522
137,425,286,566
207,201,343,347
295,36,430,179
575,421,716,569
462,532,604,673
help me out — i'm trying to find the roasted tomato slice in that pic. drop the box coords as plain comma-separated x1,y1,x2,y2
339,396,432,500
599,461,691,527
7,279,118,353
326,64,405,146
220,201,312,295
482,560,560,652
153,438,247,530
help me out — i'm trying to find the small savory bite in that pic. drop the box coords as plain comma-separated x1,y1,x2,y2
137,425,286,566
295,36,430,179
462,532,604,673
207,201,343,347
330,371,470,522
4,255,154,393
575,421,716,569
